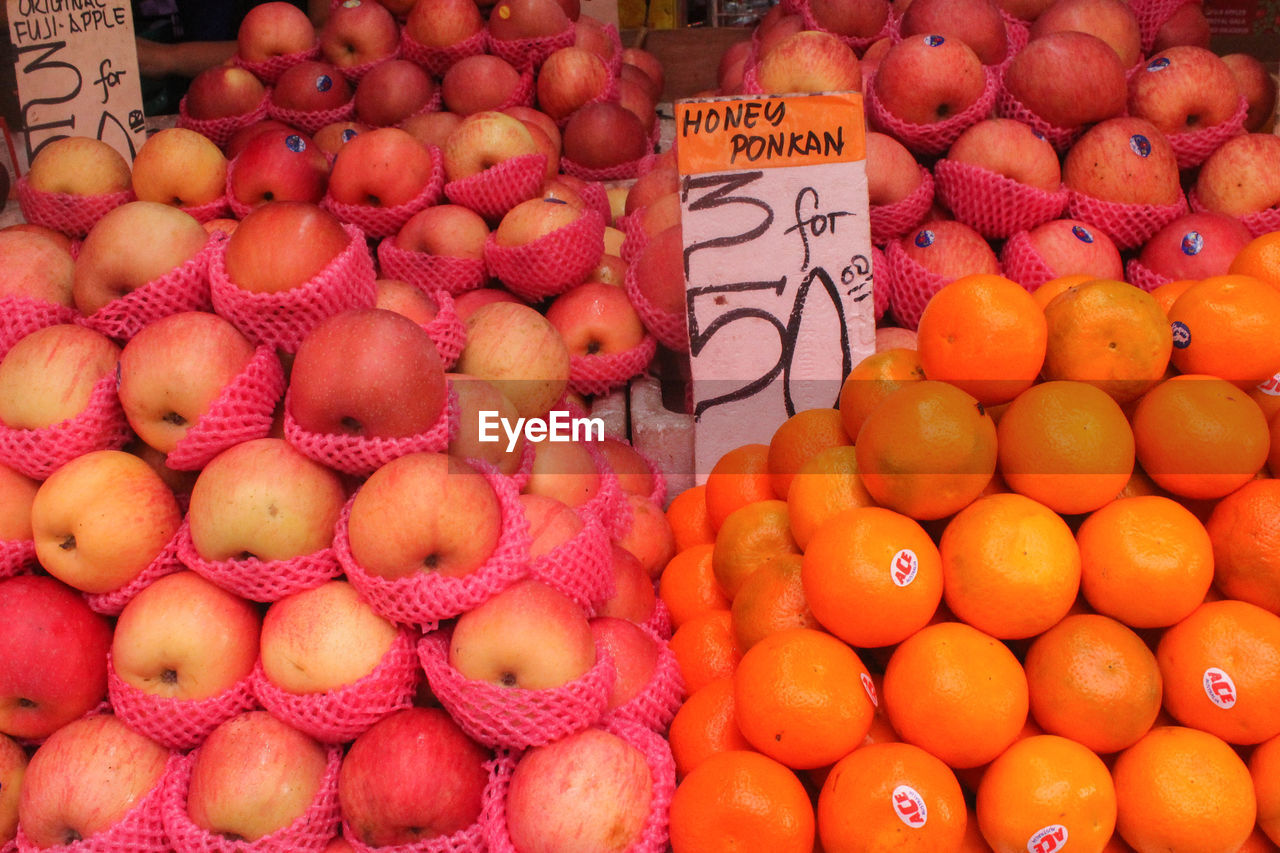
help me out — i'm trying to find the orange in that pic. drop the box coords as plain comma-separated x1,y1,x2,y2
1274,413,1280,476
802,506,943,648
1076,495,1214,628
1167,274,1280,388
669,750,815,853
658,544,729,629
883,621,1029,769
669,609,741,695
952,716,1045,797
916,273,1048,406
1024,613,1163,754
1148,277,1197,316
704,443,773,530
1157,599,1280,745
1250,371,1280,423
666,484,716,552
960,808,995,852
1239,828,1280,852
785,445,876,551
711,499,799,599
1112,726,1256,853
1252,734,1280,845
730,553,819,651
855,380,998,521
1230,230,1280,291
940,493,1081,640
766,408,851,500
1206,479,1280,614
996,380,1136,515
838,347,926,439
1132,374,1271,499
817,742,968,853
734,628,876,770
1031,273,1094,310
977,735,1117,853
1041,278,1172,404
667,677,752,779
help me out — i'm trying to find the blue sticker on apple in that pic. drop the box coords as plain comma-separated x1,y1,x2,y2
285,134,306,152
316,75,333,93
924,35,945,46
1171,321,1191,348
914,229,935,248
1181,231,1204,256
1129,135,1151,158
1071,225,1094,244
342,128,358,142
1146,56,1171,71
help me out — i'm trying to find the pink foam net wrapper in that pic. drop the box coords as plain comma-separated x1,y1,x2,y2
14,750,182,853
528,509,615,615
932,158,1068,240
568,336,657,398
84,530,184,617
571,439,628,538
1166,97,1248,169
0,374,132,480
165,345,285,471
337,46,402,85
796,0,896,55
321,147,445,239
618,211,648,263
16,176,133,239
0,297,78,360
443,154,548,223
162,745,342,853
233,46,320,85
871,245,889,322
335,465,531,627
376,240,489,296
1124,257,1174,293
283,383,458,478
107,657,257,752
624,259,688,353
421,290,467,369
251,628,420,744
738,63,765,96
560,150,650,183
864,66,999,156
999,229,1058,293
869,166,934,245
1065,190,1189,251
883,238,952,330
486,24,575,72
496,68,537,111
641,598,673,641
77,234,220,342
418,629,614,750
502,439,537,493
576,180,613,225
993,85,1086,153
1187,188,1280,238
176,522,341,603
267,97,357,136
603,625,685,731
399,29,486,78
483,210,606,303
177,91,271,150
1132,0,1197,53
481,719,675,853
178,194,234,225
0,539,36,579
209,222,378,353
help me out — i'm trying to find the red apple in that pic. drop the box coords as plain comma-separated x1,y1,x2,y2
625,166,679,217
319,0,399,68
441,55,525,117
545,281,646,356
1128,46,1240,135
563,101,649,169
225,118,297,158
622,47,664,101
229,128,331,208
590,617,659,711
223,201,351,293
0,324,119,429
1137,211,1254,281
1194,133,1280,217
441,110,542,182
237,1,317,63
132,127,228,207
1029,0,1142,67
536,47,609,120
399,110,462,149
1151,1,1210,51
0,462,38,542
717,39,754,94
185,66,267,120
0,223,73,252
457,302,572,420
1221,53,1278,133
447,374,527,475
946,118,1061,192
900,219,1001,280
312,120,369,156
1002,31,1128,127
394,203,491,258
1062,117,1181,206
809,0,890,38
452,287,522,322
375,279,438,325
354,60,438,127
574,14,618,64
488,0,571,41
494,196,586,246
328,126,437,207
596,544,658,624
1020,219,1124,280
0,733,25,845
0,230,75,307
757,30,862,95
270,61,353,113
900,0,1008,63
520,493,585,561
632,223,686,317
866,132,923,206
404,0,484,47
617,76,658,133
614,493,677,578
873,35,985,123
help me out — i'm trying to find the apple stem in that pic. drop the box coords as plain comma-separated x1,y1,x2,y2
17,697,35,708
64,830,83,844
161,668,178,684
341,416,364,435
59,535,75,551
163,411,187,426
500,672,517,687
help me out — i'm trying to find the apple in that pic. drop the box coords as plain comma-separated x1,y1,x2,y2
636,192,681,243
504,727,652,853
866,132,923,206
536,47,609,120
494,196,584,247
1151,1,1211,51
757,30,862,95
112,571,260,699
225,118,297,158
1002,30,1128,127
185,66,267,120
625,166,678,216
597,437,655,499
354,60,437,127
313,121,368,156
270,61,353,113
18,715,169,848
223,201,351,293
187,438,346,562
0,325,119,429
131,127,228,207
1062,117,1181,206
946,118,1061,192
1128,47,1241,136
1137,212,1253,281
404,0,484,47
73,200,209,316
596,544,658,625
442,110,543,182
1193,133,1280,217
614,493,678,578
0,733,25,845
458,302,572,420
374,279,438,325
546,281,646,356
449,579,596,688
617,76,658,133
441,55,525,117
24,136,131,196
452,288,522,322
0,223,72,251
261,580,399,693
563,101,650,169
632,223,687,317
873,35,985,124
590,617,659,711
521,494,588,570
328,127,437,208
0,576,111,739
319,0,399,68
237,1,317,63
717,39,753,94
1029,0,1142,66
523,439,602,510
229,128,331,208
488,0,571,41
1019,219,1124,280
901,220,1001,280
1221,53,1278,133
339,708,489,846
899,0,1008,64
809,0,889,38
447,374,527,475
0,230,75,307
574,14,617,62
588,253,628,287
118,312,257,454
621,47,664,100
394,204,491,259
400,111,462,149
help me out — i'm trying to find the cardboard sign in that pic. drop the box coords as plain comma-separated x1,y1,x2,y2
5,0,146,166
675,91,875,480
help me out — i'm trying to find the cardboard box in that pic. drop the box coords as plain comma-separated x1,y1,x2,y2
1205,0,1280,61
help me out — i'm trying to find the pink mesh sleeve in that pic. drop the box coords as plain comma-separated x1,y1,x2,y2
176,91,271,150
624,261,688,353
864,66,999,156
1124,257,1173,293
0,297,78,360
399,29,486,77
1187,188,1280,239
233,47,321,86
486,25,575,71
83,530,185,617
376,241,489,297
602,624,684,732
176,521,342,603
107,657,257,752
882,237,955,330
1065,190,1189,251
421,290,466,369
267,98,357,136
442,154,548,223
528,509,615,616
869,166,935,245
0,539,37,579
16,177,133,239
932,158,1068,240
1166,97,1248,169
0,373,132,480
482,210,606,303
999,229,1059,293
321,147,445,239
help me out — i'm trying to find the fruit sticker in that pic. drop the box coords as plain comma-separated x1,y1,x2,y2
1181,231,1204,256
1257,373,1280,396
1203,667,1237,709
1071,225,1094,244
343,0,362,6
341,129,359,144
1171,321,1191,349
316,75,334,93
1129,135,1152,158
891,549,919,587
286,135,307,153
915,229,935,248
892,786,928,827
1028,824,1069,853
860,671,879,707
1146,56,1171,72
924,35,946,46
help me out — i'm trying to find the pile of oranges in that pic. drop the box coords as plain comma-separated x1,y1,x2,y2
657,231,1280,852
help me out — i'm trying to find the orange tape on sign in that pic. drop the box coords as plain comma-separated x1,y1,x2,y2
675,92,866,175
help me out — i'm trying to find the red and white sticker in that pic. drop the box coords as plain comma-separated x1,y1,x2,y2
1257,372,1280,397
891,549,919,587
1028,825,1068,853
892,785,927,827
1203,667,1237,709
860,671,878,707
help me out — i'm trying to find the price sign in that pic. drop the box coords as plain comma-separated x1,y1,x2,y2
675,91,874,480
5,0,146,166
